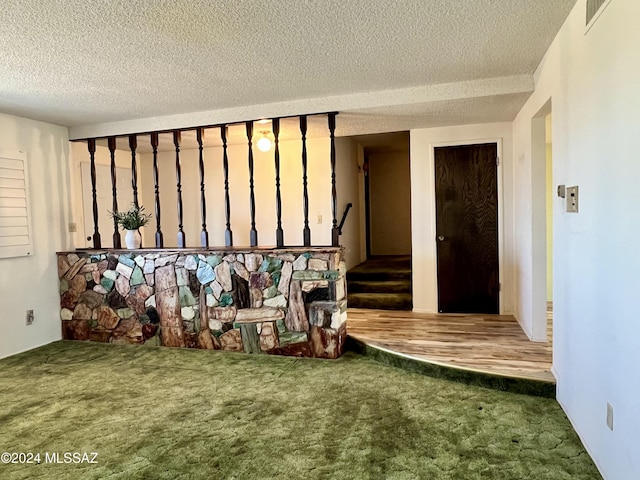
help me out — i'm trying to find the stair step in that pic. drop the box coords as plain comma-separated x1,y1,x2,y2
346,270,411,282
348,280,411,294
347,293,412,311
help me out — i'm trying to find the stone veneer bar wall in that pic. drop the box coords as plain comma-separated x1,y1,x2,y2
56,248,347,358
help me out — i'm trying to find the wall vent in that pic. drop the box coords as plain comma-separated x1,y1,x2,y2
0,150,33,259
586,0,612,30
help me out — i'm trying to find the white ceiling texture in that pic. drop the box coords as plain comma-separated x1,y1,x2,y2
0,0,576,148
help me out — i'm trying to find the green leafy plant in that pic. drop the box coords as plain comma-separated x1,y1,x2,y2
109,204,152,230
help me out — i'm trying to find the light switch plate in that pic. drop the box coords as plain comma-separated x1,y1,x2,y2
566,185,579,212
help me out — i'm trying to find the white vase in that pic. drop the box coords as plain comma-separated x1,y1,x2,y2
124,229,142,249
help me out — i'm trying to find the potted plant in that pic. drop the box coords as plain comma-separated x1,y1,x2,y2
109,204,152,249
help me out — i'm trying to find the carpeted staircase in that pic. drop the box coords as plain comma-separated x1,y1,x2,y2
347,255,412,310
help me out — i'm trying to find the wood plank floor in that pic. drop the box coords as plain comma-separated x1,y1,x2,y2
347,308,554,382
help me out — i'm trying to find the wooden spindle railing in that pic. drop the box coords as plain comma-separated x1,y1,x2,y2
151,132,163,248
300,115,311,246
87,138,101,248
221,125,233,247
107,137,121,249
173,131,186,248
328,113,339,247
246,121,258,247
196,127,209,247
273,118,284,247
80,112,339,251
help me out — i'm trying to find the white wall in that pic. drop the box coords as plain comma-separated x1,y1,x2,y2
0,113,71,359
512,1,640,478
409,123,514,315
368,151,411,255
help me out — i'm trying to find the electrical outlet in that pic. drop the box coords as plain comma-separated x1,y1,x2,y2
26,309,34,326
68,222,77,233
317,214,323,224
606,402,614,431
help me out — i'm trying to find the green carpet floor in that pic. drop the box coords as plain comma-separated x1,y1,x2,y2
0,341,601,480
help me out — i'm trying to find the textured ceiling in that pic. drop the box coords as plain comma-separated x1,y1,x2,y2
0,0,576,138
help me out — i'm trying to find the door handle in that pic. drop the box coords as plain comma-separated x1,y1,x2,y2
437,235,445,242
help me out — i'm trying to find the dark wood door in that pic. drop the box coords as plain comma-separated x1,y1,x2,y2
434,143,499,313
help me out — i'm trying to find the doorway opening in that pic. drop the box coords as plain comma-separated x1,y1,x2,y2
363,134,412,258
347,131,412,310
545,114,553,341
531,100,553,342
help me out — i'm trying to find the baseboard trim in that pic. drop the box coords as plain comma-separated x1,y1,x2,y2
411,307,436,314
556,395,608,479
0,339,61,361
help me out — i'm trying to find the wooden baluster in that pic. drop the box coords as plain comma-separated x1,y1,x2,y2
328,113,339,246
300,115,311,246
129,135,139,208
273,118,284,247
173,131,186,248
196,127,209,247
221,125,233,247
246,121,258,247
108,137,121,249
151,133,163,248
128,134,141,247
87,139,101,248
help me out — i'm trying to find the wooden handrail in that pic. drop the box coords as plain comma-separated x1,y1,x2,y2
338,203,353,235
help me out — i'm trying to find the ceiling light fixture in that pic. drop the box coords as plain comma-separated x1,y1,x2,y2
256,131,273,152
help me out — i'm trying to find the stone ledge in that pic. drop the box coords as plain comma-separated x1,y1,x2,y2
235,308,284,323
56,248,347,359
58,246,342,255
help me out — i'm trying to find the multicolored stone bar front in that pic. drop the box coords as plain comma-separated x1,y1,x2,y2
56,247,347,358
